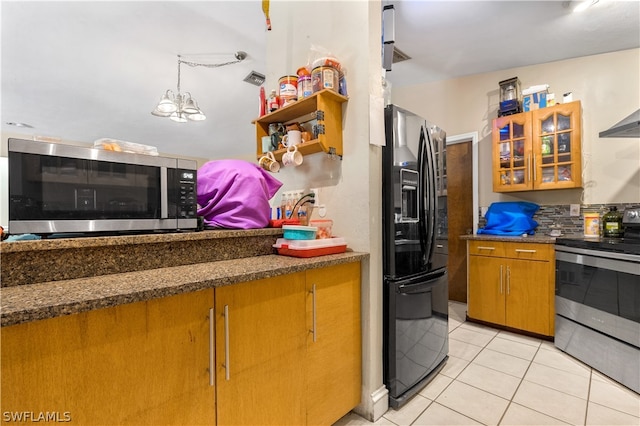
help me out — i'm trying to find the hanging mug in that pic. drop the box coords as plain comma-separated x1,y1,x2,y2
282,130,305,147
258,151,280,172
282,145,303,167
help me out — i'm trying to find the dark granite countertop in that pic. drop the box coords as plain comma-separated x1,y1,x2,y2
1,252,369,327
1,229,285,287
459,234,562,244
0,228,283,253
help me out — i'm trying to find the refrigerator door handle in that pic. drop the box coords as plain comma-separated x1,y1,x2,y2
417,126,428,262
386,268,446,289
423,125,437,266
397,275,445,294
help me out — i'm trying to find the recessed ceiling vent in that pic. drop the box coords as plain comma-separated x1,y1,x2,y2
243,71,266,86
392,47,411,64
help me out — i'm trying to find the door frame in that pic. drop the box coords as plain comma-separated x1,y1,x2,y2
447,131,479,233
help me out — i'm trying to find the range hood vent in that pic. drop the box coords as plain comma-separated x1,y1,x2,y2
599,109,640,138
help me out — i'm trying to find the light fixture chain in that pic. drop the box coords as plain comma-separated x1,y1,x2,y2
177,55,182,93
179,59,243,68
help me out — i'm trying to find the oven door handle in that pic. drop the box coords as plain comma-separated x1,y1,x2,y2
556,250,640,275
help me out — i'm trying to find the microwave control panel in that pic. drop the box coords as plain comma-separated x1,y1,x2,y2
175,169,197,219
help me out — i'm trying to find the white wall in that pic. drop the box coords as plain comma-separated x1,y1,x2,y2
392,48,640,209
265,0,386,420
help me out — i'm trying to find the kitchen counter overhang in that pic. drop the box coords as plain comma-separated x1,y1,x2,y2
0,229,368,327
1,252,367,327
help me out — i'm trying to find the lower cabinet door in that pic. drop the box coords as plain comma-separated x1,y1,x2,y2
215,274,307,426
305,262,362,425
468,255,506,325
0,289,216,425
505,258,552,335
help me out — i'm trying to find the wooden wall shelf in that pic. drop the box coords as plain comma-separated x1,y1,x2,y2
254,89,347,161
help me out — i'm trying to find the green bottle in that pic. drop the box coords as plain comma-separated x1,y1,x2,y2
602,206,623,238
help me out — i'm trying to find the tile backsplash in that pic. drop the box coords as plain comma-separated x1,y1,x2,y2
477,203,640,236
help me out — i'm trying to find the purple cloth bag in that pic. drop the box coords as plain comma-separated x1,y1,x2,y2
196,160,283,229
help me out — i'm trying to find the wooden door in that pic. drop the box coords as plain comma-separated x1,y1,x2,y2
305,262,362,425
467,255,505,325
215,274,306,426
446,140,474,302
506,258,552,335
1,289,215,425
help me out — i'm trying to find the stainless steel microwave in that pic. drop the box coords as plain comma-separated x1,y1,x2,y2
8,138,198,236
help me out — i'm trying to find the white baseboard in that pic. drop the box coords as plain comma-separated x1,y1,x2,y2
353,385,389,422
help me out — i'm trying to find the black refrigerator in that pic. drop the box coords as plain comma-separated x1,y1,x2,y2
382,104,449,409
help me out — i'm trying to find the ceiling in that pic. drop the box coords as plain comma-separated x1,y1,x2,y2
2,1,639,160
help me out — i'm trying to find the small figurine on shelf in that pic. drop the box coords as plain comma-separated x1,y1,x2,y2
268,89,279,113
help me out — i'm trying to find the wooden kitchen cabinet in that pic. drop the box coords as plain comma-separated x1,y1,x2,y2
467,240,555,336
492,101,582,192
254,89,347,161
1,262,362,426
214,262,362,426
305,262,361,426
0,289,215,425
214,273,307,426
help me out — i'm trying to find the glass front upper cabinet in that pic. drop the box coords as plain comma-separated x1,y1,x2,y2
492,100,582,192
492,113,531,192
531,101,582,190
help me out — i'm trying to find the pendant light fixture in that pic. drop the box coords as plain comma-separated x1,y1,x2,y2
152,51,247,122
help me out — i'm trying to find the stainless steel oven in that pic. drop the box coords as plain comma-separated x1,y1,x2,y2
554,207,640,393
8,138,197,236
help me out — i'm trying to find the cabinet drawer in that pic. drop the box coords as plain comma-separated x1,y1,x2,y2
468,240,505,257
503,242,553,261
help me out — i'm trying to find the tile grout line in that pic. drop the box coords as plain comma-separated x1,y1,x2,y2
402,311,489,426
496,339,592,425
583,369,593,426
496,342,541,425
448,326,578,426
346,304,639,426
426,325,504,425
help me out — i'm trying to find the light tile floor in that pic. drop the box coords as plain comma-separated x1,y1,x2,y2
335,301,640,426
